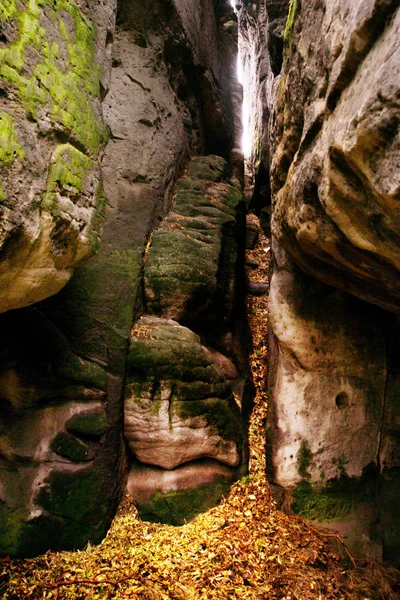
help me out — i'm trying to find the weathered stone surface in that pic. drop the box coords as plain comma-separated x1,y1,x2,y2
243,0,400,565
236,0,288,212
0,0,116,313
270,0,400,312
267,244,386,489
127,459,241,525
51,432,97,462
125,316,243,470
248,281,269,296
0,306,115,555
65,407,108,437
245,213,260,249
145,156,243,328
0,0,242,556
266,242,388,559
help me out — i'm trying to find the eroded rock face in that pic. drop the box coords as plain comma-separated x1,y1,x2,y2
125,317,242,470
145,156,242,327
0,0,116,313
261,0,400,564
126,155,250,522
267,244,386,485
0,0,244,555
127,459,238,525
266,243,390,560
0,308,112,556
271,0,400,312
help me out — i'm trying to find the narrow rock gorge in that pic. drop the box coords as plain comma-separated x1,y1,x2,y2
0,0,399,571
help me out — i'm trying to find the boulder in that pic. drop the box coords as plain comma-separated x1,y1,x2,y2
145,156,243,329
127,459,241,525
125,316,243,470
245,213,260,249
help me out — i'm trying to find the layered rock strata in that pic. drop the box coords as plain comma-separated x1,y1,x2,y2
125,156,249,524
125,317,242,471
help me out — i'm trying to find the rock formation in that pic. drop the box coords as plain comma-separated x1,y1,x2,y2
237,0,399,565
0,0,115,313
125,155,250,522
1,0,399,568
0,0,250,555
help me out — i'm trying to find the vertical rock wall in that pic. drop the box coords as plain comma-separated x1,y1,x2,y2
0,0,118,556
0,0,248,555
241,0,400,564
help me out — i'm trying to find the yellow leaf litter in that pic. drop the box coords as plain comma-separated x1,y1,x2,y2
1,230,399,599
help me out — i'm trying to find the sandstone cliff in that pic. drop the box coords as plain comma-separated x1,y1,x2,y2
237,0,400,565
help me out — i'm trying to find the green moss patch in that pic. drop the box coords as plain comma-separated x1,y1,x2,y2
128,317,224,384
0,504,29,556
0,111,24,164
283,0,298,52
292,470,376,522
66,407,107,437
185,155,231,182
174,396,243,450
51,431,96,461
41,143,94,214
137,481,232,526
297,439,312,481
145,156,243,322
0,0,107,155
38,466,111,548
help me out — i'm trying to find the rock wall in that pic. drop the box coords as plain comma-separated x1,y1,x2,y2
0,0,116,313
271,0,400,313
236,0,289,211
0,0,248,555
246,0,400,564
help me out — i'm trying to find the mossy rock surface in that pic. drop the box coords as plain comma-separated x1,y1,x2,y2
0,464,113,556
51,431,96,462
174,396,243,449
66,407,107,437
185,155,231,182
145,155,243,323
0,0,110,313
137,481,232,526
125,317,243,469
292,467,376,522
127,316,225,384
0,0,107,155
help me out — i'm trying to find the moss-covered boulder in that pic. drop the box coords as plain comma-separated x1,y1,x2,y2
144,156,243,328
127,459,241,526
125,316,243,470
0,0,113,313
66,407,108,437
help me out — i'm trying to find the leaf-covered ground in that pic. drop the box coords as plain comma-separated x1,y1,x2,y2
1,230,399,599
